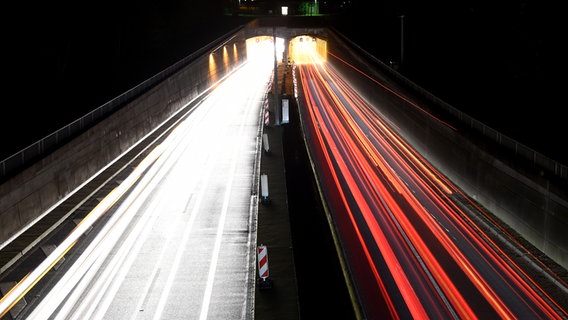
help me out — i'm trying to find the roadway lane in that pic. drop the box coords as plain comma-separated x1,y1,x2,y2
15,57,274,319
296,56,568,319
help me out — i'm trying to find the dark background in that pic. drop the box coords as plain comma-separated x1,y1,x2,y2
333,0,566,165
3,0,566,164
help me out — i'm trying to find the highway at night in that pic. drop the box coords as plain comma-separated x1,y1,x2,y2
296,51,568,319
1,27,567,319
0,46,275,319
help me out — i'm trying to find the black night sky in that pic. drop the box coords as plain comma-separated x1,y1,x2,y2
3,0,566,164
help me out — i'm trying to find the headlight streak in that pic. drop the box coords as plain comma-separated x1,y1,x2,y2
297,49,568,319
0,143,165,319
56,105,215,320
17,59,275,319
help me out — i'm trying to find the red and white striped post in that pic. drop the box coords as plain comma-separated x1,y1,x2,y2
258,244,269,279
257,244,273,290
264,76,272,128
264,99,270,126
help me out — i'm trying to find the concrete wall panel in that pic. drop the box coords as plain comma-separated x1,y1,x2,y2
325,30,568,270
0,30,247,249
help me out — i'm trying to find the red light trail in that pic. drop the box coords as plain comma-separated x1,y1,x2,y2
296,58,568,319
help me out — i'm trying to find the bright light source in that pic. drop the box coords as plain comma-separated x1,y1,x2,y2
281,6,288,15
246,36,285,63
209,53,218,83
290,35,326,64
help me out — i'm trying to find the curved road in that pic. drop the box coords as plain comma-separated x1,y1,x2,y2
1,52,274,319
297,56,568,319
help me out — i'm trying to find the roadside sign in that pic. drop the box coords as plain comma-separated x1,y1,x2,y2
258,244,269,279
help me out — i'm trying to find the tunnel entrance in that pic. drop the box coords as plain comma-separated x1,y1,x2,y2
245,35,327,66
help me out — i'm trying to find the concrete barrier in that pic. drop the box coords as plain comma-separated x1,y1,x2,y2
2,20,566,272
0,30,248,247
324,29,568,270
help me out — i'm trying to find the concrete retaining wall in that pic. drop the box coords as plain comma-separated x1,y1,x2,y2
2,22,566,272
0,31,248,246
325,30,568,270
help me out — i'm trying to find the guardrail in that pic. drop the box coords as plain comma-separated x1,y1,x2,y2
330,27,568,180
0,26,244,183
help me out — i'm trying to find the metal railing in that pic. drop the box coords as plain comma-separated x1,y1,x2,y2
0,26,244,183
330,27,568,180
